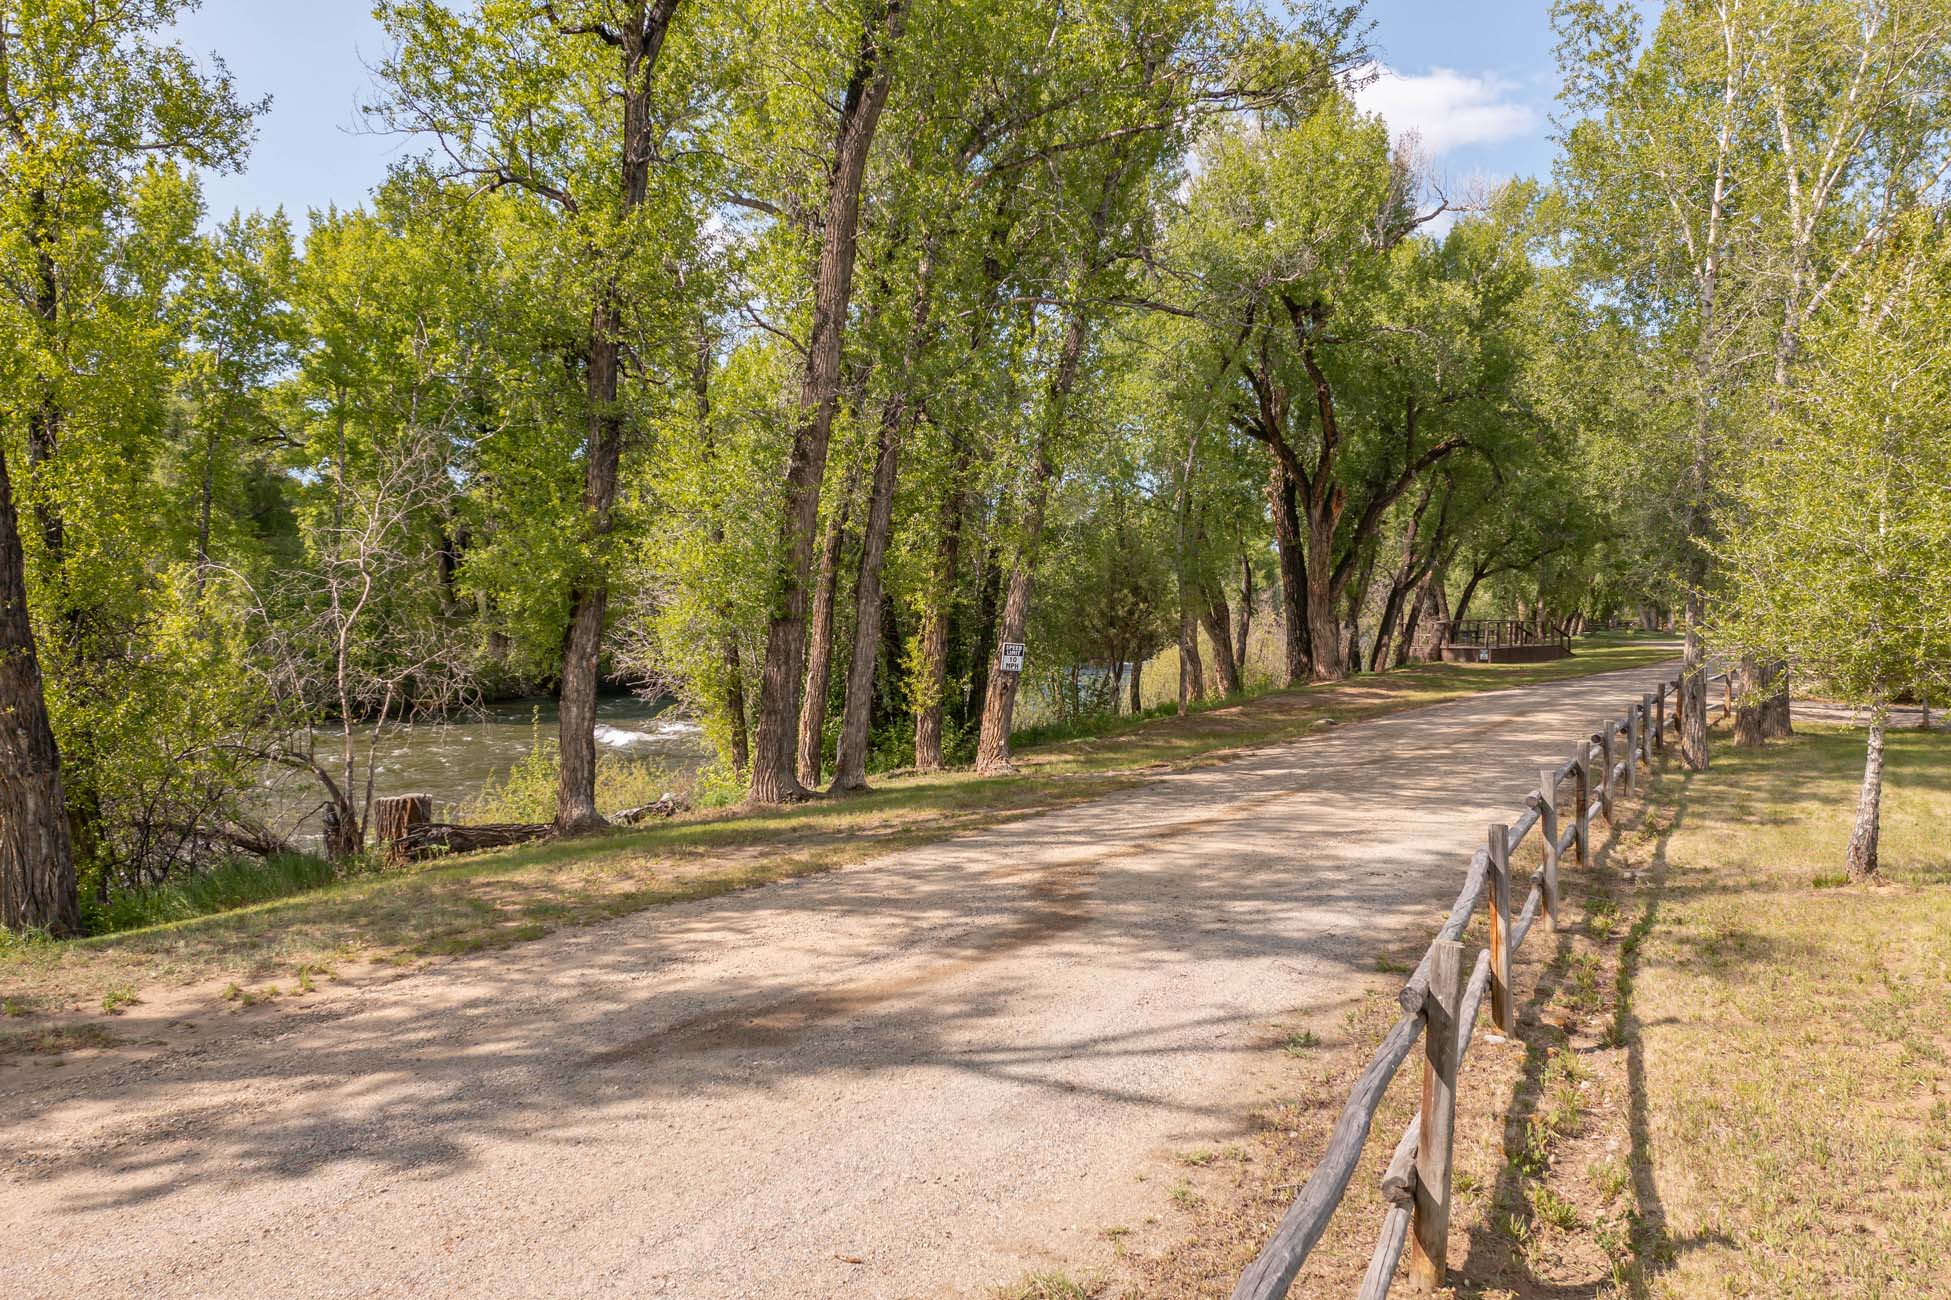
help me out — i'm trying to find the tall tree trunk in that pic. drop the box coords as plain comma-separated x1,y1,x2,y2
1303,506,1343,682
796,463,856,788
965,543,1000,732
1761,661,1793,739
1129,657,1142,714
723,640,750,777
1178,612,1205,713
1405,569,1450,666
833,250,935,792
1451,565,1487,629
974,456,1053,774
1268,461,1309,685
1733,654,1765,747
556,296,624,834
1680,588,1710,772
974,291,1092,774
1201,583,1241,695
828,410,899,790
1234,550,1253,681
912,468,965,773
747,0,907,804
0,445,78,937
556,4,681,832
1844,706,1886,881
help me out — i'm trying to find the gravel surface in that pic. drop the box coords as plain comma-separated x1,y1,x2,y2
1,661,1679,1300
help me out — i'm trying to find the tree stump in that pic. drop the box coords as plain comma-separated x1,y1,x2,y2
374,794,432,865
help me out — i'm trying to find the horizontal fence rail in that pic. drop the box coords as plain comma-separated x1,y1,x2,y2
1233,666,1728,1299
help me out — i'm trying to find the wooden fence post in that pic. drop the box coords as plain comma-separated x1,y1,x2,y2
1642,695,1656,768
1409,938,1464,1292
1653,683,1666,752
1536,771,1559,931
1626,708,1641,797
1488,822,1514,1034
1572,743,1591,868
1597,727,1615,823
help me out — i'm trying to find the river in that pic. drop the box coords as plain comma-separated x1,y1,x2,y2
256,694,712,841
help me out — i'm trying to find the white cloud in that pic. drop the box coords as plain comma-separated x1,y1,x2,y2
1353,64,1539,157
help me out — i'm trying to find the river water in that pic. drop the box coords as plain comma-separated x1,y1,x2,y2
257,694,711,840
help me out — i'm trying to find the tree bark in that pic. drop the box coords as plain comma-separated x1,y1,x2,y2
1268,460,1310,685
1761,661,1793,738
1178,613,1205,713
911,470,964,773
555,296,623,835
556,3,682,834
1201,583,1241,696
748,0,907,803
974,455,1053,774
1681,589,1710,772
833,251,936,792
1129,657,1142,713
1234,550,1253,681
1733,654,1765,747
796,462,856,788
0,445,78,936
974,290,1092,773
1844,706,1886,880
1303,504,1344,681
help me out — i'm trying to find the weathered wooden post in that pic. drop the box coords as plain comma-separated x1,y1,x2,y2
1624,708,1640,797
1488,822,1514,1034
1535,771,1560,931
374,793,431,865
1409,938,1464,1292
1597,727,1615,823
1642,694,1656,768
1653,683,1666,751
1572,742,1591,868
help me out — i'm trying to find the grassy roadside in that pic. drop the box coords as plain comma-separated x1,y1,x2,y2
0,637,1676,1033
1057,719,1949,1299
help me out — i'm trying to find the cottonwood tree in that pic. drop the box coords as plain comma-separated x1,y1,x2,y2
1710,227,1951,879
1173,100,1533,682
0,0,257,933
1555,0,1951,762
372,0,707,833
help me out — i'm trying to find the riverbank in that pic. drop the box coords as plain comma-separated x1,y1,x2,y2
1,638,1677,1043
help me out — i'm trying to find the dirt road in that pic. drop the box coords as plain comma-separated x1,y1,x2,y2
1,662,1678,1299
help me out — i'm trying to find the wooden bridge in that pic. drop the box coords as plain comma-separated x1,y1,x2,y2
1437,619,1571,664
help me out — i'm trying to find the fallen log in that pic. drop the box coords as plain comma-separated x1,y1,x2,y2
615,795,689,824
400,822,555,857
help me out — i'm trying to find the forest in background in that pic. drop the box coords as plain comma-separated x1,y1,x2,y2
2,0,1948,935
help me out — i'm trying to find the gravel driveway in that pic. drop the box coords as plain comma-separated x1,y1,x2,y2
1,661,1678,1300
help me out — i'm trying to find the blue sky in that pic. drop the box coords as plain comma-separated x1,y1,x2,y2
169,1,1571,230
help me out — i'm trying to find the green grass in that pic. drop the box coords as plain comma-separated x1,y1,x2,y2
85,852,346,935
1619,725,1951,1296
0,636,1677,1013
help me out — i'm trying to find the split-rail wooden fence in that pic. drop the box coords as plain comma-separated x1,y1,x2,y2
1231,665,1730,1299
